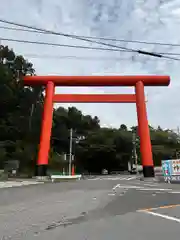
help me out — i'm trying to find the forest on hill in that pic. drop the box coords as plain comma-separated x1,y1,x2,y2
1,45,180,175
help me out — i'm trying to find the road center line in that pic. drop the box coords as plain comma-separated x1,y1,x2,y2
139,204,180,211
140,210,180,223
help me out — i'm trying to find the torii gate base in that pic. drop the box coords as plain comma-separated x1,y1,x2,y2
23,75,170,178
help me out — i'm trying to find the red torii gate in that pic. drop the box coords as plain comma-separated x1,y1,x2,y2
23,75,170,178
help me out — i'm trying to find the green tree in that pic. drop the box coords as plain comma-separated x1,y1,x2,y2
0,45,43,172
119,124,128,131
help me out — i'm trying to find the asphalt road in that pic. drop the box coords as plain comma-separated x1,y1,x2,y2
0,175,180,239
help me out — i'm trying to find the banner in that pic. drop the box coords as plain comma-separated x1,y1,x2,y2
171,159,180,175
162,160,172,177
161,159,180,182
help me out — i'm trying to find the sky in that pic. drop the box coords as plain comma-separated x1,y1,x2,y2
0,0,180,130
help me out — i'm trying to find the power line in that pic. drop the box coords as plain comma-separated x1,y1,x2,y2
22,53,131,61
0,25,44,34
0,18,148,53
0,18,179,61
0,37,131,52
21,53,180,62
1,36,180,61
1,24,180,47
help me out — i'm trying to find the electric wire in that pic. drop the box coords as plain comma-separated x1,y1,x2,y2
0,18,179,61
0,36,180,61
1,23,180,47
21,53,131,61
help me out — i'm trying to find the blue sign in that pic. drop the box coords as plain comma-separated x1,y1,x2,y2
161,159,180,183
162,160,172,177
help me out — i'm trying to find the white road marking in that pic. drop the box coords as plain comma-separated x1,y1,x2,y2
112,184,120,190
140,210,180,223
107,177,122,180
169,191,180,194
108,193,116,196
143,183,159,187
106,177,137,181
0,181,44,189
137,188,172,191
112,184,174,193
126,177,137,180
89,176,137,181
117,185,142,189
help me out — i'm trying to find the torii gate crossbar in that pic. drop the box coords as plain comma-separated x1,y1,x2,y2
53,94,136,103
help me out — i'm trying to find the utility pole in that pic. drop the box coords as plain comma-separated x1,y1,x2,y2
69,128,73,175
176,126,180,159
132,131,138,174
134,144,138,175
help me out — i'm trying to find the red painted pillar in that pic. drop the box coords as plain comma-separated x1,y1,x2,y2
72,165,75,176
36,81,54,176
135,81,154,177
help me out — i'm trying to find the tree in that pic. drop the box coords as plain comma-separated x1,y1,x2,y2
119,124,127,131
0,45,43,172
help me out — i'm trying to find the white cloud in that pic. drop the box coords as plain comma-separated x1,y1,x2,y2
0,0,180,129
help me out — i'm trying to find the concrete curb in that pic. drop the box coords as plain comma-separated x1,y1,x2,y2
50,175,82,182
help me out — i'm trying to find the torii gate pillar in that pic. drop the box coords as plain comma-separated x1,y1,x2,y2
36,81,54,176
136,81,154,177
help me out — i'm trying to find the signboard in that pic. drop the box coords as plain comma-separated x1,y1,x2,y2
171,159,180,175
162,160,172,176
161,159,180,182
